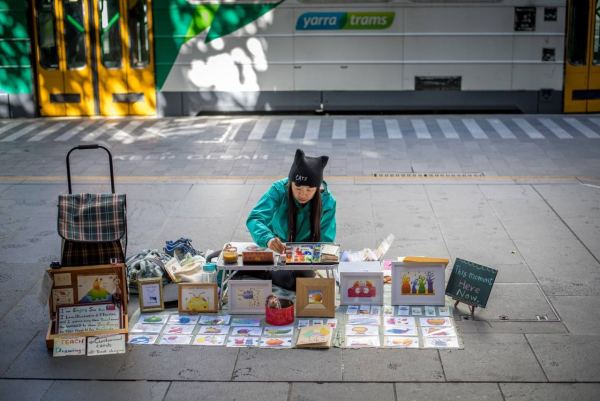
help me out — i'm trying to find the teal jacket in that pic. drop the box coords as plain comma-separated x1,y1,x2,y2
246,178,336,247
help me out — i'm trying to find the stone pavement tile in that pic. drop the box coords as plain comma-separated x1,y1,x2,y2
549,296,600,334
526,334,600,381
534,184,600,260
42,380,169,401
0,263,44,319
384,240,449,259
445,237,523,266
439,334,546,382
173,185,250,218
395,383,504,401
486,321,568,334
233,349,342,381
0,379,53,401
165,382,289,401
5,332,125,380
342,349,444,382
500,383,600,401
515,239,600,296
292,383,394,401
119,345,239,381
468,283,557,321
493,263,537,283
435,215,509,240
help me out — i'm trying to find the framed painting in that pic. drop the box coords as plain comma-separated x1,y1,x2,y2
391,258,448,306
228,280,271,314
178,283,218,313
296,278,335,317
138,278,164,313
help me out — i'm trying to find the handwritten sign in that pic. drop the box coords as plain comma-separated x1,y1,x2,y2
53,336,86,357
445,258,497,308
86,334,126,356
57,303,121,334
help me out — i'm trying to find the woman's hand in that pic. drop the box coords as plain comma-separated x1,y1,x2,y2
267,237,286,254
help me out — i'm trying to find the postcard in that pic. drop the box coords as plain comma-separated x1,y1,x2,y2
438,306,451,316
138,314,169,325
419,317,453,327
297,319,311,328
345,325,379,336
370,305,381,315
198,325,230,335
158,335,193,345
53,272,72,287
383,305,395,316
346,305,359,315
193,335,226,346
384,336,419,348
128,334,159,345
384,317,416,327
231,317,261,326
411,307,423,316
425,306,437,316
421,326,457,337
326,319,338,329
230,326,263,337
358,305,371,315
383,326,418,336
345,335,380,348
423,336,460,348
168,314,199,325
262,326,294,337
227,336,258,347
396,306,410,316
199,314,231,325
347,315,380,326
259,337,293,348
312,319,324,326
130,322,164,334
163,324,195,335
52,288,74,313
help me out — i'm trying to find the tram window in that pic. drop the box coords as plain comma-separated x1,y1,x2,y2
99,0,122,68
62,0,87,69
594,2,600,65
35,0,59,69
128,0,149,68
567,0,588,66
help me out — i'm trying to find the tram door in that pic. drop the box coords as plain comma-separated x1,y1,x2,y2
31,0,156,116
564,0,600,112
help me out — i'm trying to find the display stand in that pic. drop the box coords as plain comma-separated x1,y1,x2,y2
216,242,338,307
453,299,476,319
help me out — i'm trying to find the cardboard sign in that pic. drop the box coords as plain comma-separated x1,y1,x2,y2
53,336,86,357
87,334,126,356
57,303,122,334
445,258,497,308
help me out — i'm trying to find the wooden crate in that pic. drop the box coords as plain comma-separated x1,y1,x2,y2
45,264,129,349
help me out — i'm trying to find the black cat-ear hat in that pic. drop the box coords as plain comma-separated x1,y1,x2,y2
288,149,329,188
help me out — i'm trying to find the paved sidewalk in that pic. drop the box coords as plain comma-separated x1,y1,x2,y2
0,176,599,401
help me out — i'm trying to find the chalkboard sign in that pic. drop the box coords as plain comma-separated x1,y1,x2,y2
445,258,497,308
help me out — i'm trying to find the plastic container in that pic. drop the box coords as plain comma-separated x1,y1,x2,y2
197,262,217,283
265,299,294,326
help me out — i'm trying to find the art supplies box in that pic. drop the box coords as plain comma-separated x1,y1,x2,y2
45,264,129,349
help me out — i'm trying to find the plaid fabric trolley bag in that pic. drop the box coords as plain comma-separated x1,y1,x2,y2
58,145,127,267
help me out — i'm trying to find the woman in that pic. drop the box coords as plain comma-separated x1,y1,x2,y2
246,149,336,290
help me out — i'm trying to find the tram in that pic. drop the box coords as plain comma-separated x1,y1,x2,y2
0,0,598,117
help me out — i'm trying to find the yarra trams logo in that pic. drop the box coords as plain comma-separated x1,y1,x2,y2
296,12,395,31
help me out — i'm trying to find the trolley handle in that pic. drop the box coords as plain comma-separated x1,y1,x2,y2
66,144,115,194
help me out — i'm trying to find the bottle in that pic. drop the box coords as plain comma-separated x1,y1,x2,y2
200,262,217,283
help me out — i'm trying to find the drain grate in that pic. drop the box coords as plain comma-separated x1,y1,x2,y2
373,172,485,177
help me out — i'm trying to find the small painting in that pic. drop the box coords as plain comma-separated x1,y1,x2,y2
419,317,453,327
168,314,199,325
178,283,218,314
158,335,193,345
130,322,164,334
193,335,226,346
138,278,164,313
262,326,294,337
423,336,460,348
226,336,258,347
344,325,379,336
52,288,74,313
199,314,231,325
384,336,419,348
228,280,271,314
259,337,293,348
139,314,169,325
384,317,416,327
308,289,323,304
163,324,194,335
77,274,118,303
347,315,380,326
345,335,380,348
53,272,72,287
421,326,457,337
128,334,159,345
296,278,335,318
230,326,263,337
231,317,261,326
198,325,230,335
383,326,418,336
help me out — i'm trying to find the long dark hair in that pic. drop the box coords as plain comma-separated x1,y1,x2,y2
287,184,322,242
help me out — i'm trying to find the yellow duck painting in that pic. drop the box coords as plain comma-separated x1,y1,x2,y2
187,296,209,312
84,278,111,301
